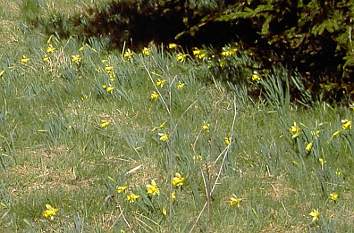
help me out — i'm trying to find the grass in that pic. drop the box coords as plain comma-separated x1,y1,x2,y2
0,1,353,232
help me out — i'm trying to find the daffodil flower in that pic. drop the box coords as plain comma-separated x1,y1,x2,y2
127,193,140,203
71,54,81,65
289,122,301,139
158,132,169,142
172,172,185,187
42,204,59,220
146,180,160,196
156,79,166,88
176,53,187,63
20,55,30,64
309,209,320,222
150,91,159,101
251,71,261,82
168,43,178,49
123,49,134,61
329,192,338,202
201,122,210,132
116,184,128,193
176,81,185,90
341,119,351,130
227,194,243,207
142,47,151,56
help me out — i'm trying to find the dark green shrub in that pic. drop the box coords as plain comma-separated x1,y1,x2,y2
32,0,354,101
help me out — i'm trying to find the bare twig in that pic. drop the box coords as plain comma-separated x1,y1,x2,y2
188,96,237,233
117,205,136,233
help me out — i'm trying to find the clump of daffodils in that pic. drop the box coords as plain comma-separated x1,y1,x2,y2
192,48,208,60
42,204,59,220
221,46,237,57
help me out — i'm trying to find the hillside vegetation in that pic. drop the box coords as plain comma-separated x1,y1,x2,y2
0,1,353,232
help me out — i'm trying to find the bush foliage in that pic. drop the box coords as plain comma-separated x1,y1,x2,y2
36,0,354,101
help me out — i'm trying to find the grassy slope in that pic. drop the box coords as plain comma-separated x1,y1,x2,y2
0,1,353,232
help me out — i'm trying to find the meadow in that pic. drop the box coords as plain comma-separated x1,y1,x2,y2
0,1,353,232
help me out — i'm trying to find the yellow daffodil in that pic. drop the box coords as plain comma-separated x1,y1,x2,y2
171,191,176,201
329,192,338,202
221,47,237,57
224,136,231,145
335,168,342,177
127,193,140,203
150,91,159,101
192,48,207,60
43,54,49,63
158,132,169,142
20,55,30,64
100,119,111,128
162,207,167,216
0,70,5,78
142,47,151,56
201,122,210,132
341,119,351,130
176,53,187,63
102,84,114,94
71,54,81,65
319,158,326,169
193,154,203,161
172,172,185,187
116,184,128,193
42,204,59,220
305,142,313,153
309,209,320,222
146,180,160,196
251,71,261,82
168,43,178,49
176,81,185,90
227,194,243,207
123,49,134,61
46,44,56,53
290,122,301,139
156,79,166,88
104,65,114,74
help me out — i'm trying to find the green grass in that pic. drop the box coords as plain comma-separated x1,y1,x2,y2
0,1,353,232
